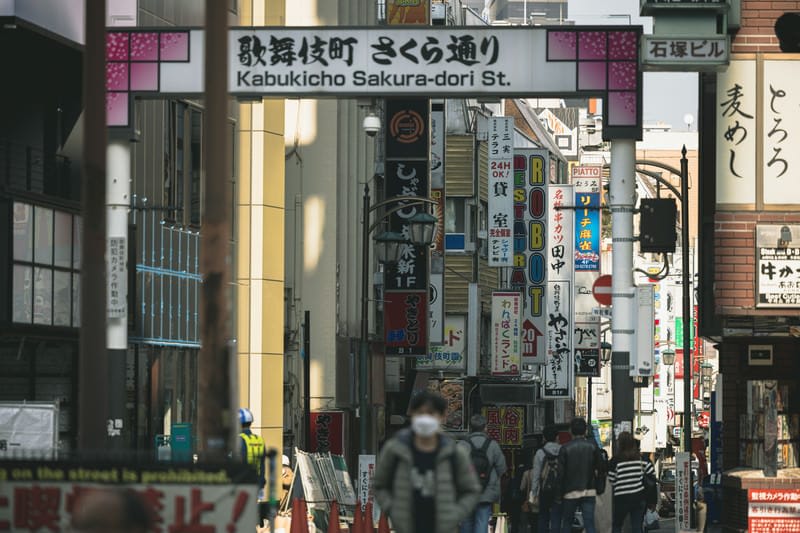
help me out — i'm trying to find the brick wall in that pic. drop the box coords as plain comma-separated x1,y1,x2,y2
733,0,800,53
714,212,800,315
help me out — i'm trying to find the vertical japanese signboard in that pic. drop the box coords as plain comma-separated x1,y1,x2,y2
675,452,692,531
483,406,525,447
633,284,655,377
107,236,127,317
384,290,428,355
384,98,430,355
309,411,345,455
430,102,445,343
716,59,756,205
574,321,601,377
512,150,548,365
571,167,601,272
491,292,522,376
488,117,514,266
544,185,574,399
762,60,800,205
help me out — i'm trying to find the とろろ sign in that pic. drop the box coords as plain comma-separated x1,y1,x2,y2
0,461,258,532
105,27,643,140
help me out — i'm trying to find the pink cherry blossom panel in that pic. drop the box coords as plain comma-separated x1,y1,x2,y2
608,61,637,90
106,62,129,91
106,32,129,61
160,32,189,61
131,32,159,61
548,31,576,61
608,92,637,126
107,92,129,127
578,31,607,60
130,62,158,91
608,31,638,60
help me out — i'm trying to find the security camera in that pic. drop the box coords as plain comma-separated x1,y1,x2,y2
362,113,381,137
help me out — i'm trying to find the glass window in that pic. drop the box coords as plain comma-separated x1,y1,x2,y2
73,217,82,269
53,271,71,326
72,273,81,327
13,202,33,261
33,267,53,325
54,211,73,268
190,109,202,226
445,198,465,234
34,207,53,265
13,265,32,323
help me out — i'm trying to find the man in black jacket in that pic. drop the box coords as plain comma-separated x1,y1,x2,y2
557,418,598,533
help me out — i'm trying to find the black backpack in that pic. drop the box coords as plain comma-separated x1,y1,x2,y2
469,438,494,489
594,447,609,495
538,450,560,505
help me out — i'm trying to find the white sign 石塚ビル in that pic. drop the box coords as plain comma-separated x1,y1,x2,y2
488,117,514,266
642,36,729,68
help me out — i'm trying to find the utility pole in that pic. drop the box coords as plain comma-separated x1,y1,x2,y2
78,0,108,455
198,0,233,460
610,140,636,443
681,146,692,454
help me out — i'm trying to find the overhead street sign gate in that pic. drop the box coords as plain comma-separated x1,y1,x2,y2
105,25,643,140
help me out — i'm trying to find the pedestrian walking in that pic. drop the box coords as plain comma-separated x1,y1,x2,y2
531,425,562,532
557,418,599,533
459,414,508,533
373,390,481,533
238,407,266,500
608,432,656,533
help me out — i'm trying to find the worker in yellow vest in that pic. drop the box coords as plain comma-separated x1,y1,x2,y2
239,407,266,499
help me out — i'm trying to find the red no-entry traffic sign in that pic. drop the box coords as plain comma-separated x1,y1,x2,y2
593,275,613,306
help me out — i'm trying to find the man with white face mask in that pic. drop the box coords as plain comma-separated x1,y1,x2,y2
374,390,481,533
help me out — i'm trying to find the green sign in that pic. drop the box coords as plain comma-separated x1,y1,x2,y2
675,317,694,350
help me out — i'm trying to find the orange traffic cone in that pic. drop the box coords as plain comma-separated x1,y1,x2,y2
352,501,364,533
327,501,341,533
290,498,310,533
377,512,391,533
364,501,374,532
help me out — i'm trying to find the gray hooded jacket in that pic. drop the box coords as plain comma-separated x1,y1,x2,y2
458,433,507,504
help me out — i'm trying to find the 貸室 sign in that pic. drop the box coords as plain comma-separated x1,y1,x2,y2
488,116,514,266
749,489,800,532
757,224,800,307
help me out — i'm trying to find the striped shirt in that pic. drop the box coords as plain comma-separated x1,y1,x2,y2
608,459,655,497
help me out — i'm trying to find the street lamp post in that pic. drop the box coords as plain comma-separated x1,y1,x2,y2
358,185,438,455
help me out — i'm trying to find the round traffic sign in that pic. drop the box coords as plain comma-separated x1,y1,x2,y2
592,275,613,306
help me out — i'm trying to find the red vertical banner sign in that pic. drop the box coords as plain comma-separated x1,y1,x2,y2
309,411,345,455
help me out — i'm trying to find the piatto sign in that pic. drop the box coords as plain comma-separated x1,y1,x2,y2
106,26,643,139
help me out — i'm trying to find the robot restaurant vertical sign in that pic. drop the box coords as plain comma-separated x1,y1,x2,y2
487,117,514,266
512,150,548,365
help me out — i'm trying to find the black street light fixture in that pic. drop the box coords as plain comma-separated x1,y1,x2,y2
700,362,713,379
374,231,407,264
358,183,438,455
662,348,676,366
